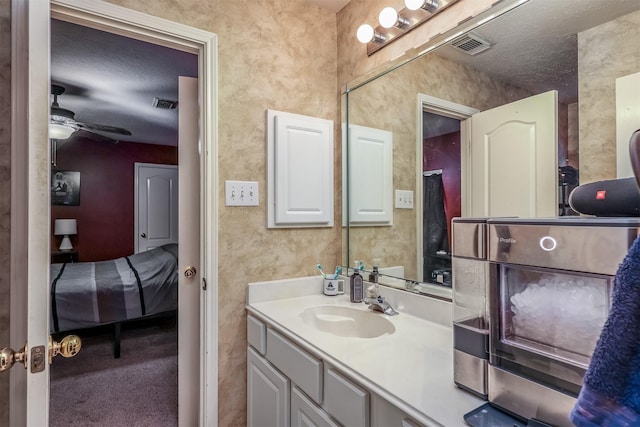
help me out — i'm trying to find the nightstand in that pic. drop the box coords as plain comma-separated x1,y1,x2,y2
51,249,78,264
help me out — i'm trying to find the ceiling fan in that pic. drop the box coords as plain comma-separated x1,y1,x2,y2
50,84,132,143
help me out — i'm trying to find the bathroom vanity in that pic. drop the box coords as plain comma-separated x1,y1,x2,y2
246,276,483,426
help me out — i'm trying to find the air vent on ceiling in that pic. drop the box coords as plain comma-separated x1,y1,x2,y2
450,33,492,56
152,97,178,109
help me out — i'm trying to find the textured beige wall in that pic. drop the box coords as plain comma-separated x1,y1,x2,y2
0,0,10,424
347,53,531,279
578,9,640,184
66,0,338,425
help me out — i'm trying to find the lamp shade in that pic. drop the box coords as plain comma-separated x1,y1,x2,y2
54,219,77,236
55,219,77,251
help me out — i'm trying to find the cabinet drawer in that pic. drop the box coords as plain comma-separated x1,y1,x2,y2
266,328,323,404
291,386,339,427
247,315,266,354
324,367,369,427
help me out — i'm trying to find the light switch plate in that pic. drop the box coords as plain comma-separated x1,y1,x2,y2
395,189,414,209
225,180,259,206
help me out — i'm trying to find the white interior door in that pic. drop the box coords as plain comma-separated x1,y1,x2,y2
467,90,558,217
177,75,201,426
135,163,179,253
9,1,51,425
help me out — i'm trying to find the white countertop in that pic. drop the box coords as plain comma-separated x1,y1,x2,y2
246,276,484,426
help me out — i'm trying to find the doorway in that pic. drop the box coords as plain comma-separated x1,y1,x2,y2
10,1,218,425
48,18,192,426
416,94,478,286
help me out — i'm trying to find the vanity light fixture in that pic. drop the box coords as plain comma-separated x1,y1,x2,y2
356,0,459,56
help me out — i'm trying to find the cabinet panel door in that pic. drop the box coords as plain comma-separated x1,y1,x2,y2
291,386,340,427
267,109,334,227
346,124,393,225
247,347,290,427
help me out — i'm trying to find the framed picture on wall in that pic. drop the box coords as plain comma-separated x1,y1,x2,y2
51,170,81,206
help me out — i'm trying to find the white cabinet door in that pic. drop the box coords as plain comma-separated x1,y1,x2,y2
291,386,340,427
247,347,290,427
267,109,334,227
346,124,393,225
467,90,558,217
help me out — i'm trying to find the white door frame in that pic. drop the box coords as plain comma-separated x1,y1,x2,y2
10,1,218,425
416,94,478,284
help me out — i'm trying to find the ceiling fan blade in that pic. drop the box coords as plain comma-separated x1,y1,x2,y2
76,121,132,136
70,129,120,144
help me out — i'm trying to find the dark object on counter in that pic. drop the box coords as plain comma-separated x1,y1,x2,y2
349,264,363,303
568,129,640,217
568,177,640,216
464,403,526,427
431,268,452,286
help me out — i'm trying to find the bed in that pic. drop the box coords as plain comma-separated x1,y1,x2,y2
50,243,178,357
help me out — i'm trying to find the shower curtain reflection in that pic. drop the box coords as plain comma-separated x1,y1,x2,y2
423,172,451,286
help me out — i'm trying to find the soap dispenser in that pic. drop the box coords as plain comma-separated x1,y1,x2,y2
350,260,364,303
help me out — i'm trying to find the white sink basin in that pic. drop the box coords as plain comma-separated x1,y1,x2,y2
300,305,395,338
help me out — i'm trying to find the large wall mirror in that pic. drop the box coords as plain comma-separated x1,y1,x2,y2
343,0,640,300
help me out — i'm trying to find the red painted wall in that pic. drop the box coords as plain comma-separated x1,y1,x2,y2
51,136,177,262
423,131,461,245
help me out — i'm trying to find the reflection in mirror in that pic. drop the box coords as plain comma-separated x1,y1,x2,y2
344,0,640,300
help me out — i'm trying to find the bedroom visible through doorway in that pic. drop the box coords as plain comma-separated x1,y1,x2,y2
48,17,197,426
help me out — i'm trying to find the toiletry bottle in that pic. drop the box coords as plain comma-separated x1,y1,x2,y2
350,261,363,303
368,259,380,284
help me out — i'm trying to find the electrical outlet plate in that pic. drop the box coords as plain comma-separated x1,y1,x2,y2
395,189,414,209
225,180,259,206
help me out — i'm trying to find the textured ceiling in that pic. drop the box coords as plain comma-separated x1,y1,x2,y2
435,0,640,105
51,19,198,146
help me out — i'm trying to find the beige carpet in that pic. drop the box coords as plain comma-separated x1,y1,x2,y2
50,314,177,427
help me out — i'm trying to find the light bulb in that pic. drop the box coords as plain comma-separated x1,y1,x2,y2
379,7,399,29
404,0,439,12
356,24,375,43
404,0,425,10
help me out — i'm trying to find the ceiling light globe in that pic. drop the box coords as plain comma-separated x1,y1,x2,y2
356,24,375,43
379,7,399,29
404,0,425,10
49,123,75,140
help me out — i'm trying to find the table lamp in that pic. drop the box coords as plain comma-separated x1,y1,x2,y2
54,219,77,250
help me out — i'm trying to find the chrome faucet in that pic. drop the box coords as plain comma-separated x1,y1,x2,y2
364,295,399,316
